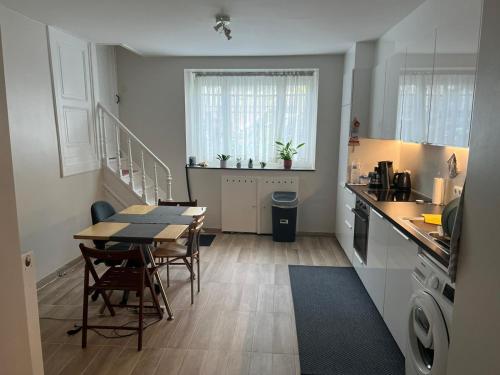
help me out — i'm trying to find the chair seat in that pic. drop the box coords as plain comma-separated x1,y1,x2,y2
107,242,132,251
93,266,158,292
153,243,188,258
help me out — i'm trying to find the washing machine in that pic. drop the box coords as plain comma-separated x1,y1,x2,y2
406,251,455,375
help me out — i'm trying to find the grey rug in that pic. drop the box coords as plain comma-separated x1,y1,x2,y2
288,265,404,375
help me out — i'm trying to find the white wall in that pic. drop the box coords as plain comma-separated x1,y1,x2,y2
0,5,102,281
116,50,344,233
447,0,500,373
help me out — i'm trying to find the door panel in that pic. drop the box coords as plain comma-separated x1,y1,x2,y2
48,27,99,176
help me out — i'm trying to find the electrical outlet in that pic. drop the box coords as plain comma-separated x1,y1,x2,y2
453,185,463,198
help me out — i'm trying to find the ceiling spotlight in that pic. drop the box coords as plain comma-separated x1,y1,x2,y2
214,14,232,40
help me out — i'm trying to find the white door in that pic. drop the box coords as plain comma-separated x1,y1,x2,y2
95,45,119,158
48,26,99,176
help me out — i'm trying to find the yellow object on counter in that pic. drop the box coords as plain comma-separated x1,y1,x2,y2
421,214,442,225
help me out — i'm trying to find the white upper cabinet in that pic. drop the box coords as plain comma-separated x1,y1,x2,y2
368,0,483,147
399,28,437,144
428,0,482,147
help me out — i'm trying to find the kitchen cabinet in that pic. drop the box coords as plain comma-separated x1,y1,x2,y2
336,185,356,263
365,208,390,315
427,0,482,147
383,225,419,353
368,62,386,139
399,27,437,144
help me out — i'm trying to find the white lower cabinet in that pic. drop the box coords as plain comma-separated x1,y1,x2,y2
335,186,356,262
365,208,390,315
383,225,419,353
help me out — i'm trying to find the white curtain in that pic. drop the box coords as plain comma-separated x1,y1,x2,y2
185,70,319,168
398,71,475,146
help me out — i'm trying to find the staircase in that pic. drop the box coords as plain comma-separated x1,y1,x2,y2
97,103,172,205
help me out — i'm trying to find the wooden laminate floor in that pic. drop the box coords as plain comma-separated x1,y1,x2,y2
38,233,350,375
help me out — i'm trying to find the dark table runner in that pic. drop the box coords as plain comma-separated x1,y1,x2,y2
109,223,167,243
104,213,193,225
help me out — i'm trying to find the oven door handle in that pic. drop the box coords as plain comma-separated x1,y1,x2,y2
352,209,368,222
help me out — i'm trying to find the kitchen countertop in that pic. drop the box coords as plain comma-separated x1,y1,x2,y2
346,184,450,269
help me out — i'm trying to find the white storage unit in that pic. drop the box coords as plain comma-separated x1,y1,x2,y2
383,225,419,352
336,185,356,262
221,175,299,234
365,208,390,315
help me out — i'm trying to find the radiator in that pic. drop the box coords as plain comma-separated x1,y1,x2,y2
221,175,299,234
22,252,44,375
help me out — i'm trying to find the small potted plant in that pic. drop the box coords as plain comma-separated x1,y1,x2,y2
217,154,231,168
248,158,253,168
260,161,267,169
236,158,242,168
275,140,305,170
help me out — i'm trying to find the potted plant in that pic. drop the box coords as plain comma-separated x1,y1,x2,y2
236,158,242,168
217,154,231,168
275,140,305,170
260,161,267,169
248,158,253,168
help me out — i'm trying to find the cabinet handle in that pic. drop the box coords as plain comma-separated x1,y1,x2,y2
344,220,352,230
373,210,384,219
393,226,410,241
354,251,364,265
345,204,353,212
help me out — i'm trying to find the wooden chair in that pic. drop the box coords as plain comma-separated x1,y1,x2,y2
79,244,163,351
157,199,198,207
153,217,204,304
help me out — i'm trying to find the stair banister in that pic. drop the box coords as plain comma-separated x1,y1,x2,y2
97,103,173,202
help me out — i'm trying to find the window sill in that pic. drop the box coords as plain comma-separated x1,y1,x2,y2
186,165,316,172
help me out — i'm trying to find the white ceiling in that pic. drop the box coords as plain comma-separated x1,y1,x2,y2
0,0,424,56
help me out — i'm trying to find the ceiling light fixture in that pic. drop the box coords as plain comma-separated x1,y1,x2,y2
214,14,232,40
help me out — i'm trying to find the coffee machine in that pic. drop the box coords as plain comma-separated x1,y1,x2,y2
378,161,394,189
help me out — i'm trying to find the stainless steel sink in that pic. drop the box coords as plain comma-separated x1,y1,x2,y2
400,218,450,254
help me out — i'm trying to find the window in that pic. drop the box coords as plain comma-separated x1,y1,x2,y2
185,69,319,169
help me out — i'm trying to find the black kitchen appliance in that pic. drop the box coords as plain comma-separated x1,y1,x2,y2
363,189,430,202
393,171,412,191
368,168,383,189
378,161,394,189
352,197,369,264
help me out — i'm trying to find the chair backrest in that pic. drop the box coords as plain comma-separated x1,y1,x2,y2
158,199,198,207
79,243,146,267
186,218,204,256
91,201,116,224
91,201,116,249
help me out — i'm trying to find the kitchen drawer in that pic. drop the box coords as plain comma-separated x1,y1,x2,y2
343,186,356,208
352,246,367,284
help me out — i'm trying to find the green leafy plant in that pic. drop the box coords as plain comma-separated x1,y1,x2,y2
260,162,267,168
275,140,305,160
216,154,231,161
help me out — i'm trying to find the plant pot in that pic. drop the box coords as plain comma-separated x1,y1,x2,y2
284,159,292,170
236,162,241,169
220,160,227,168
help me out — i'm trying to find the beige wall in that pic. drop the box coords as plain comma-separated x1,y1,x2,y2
447,0,500,373
116,50,344,233
0,5,102,280
0,26,35,375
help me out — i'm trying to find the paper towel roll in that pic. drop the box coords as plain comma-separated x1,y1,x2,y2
432,177,445,205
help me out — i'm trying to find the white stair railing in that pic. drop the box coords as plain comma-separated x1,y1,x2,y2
96,103,173,203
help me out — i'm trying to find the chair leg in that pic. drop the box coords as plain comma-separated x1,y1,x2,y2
82,266,89,348
138,274,144,351
190,256,194,304
197,254,200,293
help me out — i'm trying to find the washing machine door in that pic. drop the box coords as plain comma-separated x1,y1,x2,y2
407,290,449,375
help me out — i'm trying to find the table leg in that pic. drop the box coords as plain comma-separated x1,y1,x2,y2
144,244,174,320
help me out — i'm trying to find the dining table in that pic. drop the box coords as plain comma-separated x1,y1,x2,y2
74,204,207,320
